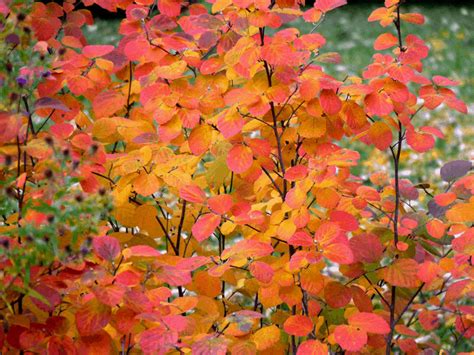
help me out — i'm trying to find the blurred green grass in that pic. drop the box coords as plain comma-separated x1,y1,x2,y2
84,4,473,180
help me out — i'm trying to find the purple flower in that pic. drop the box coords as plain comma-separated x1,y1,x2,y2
16,76,27,86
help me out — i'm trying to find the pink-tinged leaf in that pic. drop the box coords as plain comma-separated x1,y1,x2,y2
315,0,347,13
92,236,121,261
406,128,435,153
320,89,342,115
208,194,233,215
179,184,206,204
374,33,398,50
368,121,392,151
82,45,114,58
35,97,70,112
284,165,308,181
138,326,177,354
226,145,253,174
348,312,390,334
283,315,313,336
330,210,358,231
334,325,367,352
365,92,393,116
433,75,460,86
249,261,274,284
75,299,111,336
192,213,221,242
297,340,328,355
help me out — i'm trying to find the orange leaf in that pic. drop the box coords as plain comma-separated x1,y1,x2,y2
368,121,392,151
383,258,420,288
189,124,212,156
446,202,474,222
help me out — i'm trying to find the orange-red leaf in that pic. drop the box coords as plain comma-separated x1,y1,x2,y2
283,315,313,336
374,33,398,50
226,145,253,174
334,325,367,352
368,121,392,151
348,312,390,334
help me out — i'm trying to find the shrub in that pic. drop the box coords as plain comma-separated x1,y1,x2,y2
0,0,472,353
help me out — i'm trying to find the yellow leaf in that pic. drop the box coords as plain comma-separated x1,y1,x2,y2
251,325,281,351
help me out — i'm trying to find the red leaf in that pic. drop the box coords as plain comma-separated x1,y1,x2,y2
192,213,221,242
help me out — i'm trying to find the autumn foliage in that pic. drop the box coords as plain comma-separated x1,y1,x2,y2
0,0,473,353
